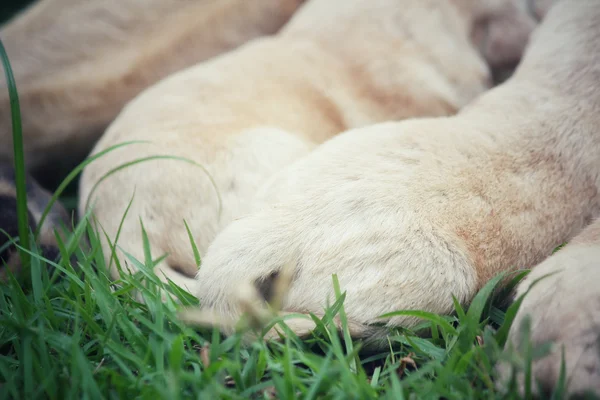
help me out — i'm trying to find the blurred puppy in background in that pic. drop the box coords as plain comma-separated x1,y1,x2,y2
0,0,305,278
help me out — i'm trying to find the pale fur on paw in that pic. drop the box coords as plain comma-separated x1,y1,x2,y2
497,220,600,398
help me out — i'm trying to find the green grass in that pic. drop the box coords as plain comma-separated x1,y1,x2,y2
0,38,573,399
0,226,542,399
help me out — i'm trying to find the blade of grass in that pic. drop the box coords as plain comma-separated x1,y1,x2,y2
0,39,31,272
184,220,202,268
331,274,357,373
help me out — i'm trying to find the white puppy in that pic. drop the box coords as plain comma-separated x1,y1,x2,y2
191,3,599,391
80,0,548,290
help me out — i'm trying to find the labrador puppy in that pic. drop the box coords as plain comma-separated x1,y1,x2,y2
0,0,305,180
79,0,549,290
189,0,599,395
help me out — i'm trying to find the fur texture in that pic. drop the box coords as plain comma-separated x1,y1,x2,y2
79,0,547,291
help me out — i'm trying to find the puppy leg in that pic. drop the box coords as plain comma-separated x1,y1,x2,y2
0,0,304,175
497,218,600,397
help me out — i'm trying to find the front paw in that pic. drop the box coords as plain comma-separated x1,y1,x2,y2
190,129,479,344
497,245,600,397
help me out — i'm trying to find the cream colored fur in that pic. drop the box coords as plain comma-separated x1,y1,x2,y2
79,0,547,291
190,1,600,383
0,0,304,173
497,218,600,397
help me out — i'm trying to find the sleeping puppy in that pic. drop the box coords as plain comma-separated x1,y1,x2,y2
497,217,600,397
189,0,599,394
0,162,70,281
0,0,304,181
80,0,550,290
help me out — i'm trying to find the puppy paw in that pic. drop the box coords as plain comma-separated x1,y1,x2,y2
497,245,600,398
